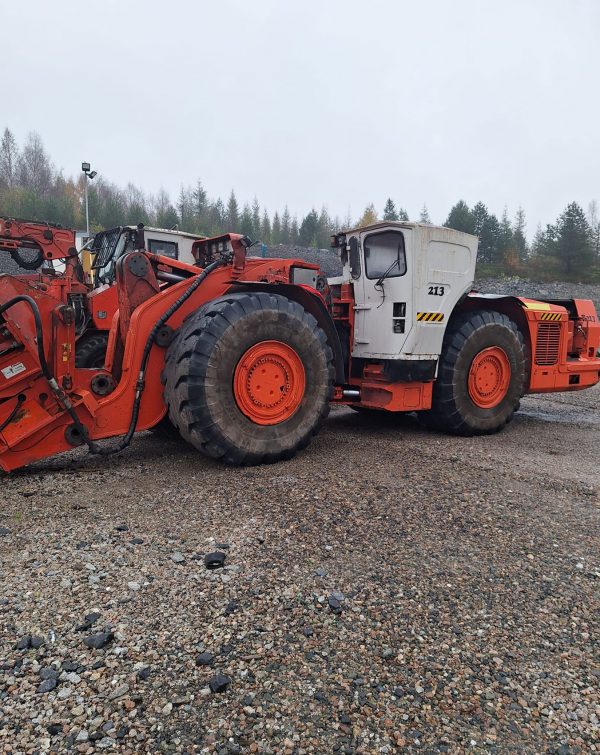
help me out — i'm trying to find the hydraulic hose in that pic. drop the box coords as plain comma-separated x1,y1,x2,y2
0,394,25,433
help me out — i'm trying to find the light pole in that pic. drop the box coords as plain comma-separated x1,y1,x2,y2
81,162,97,238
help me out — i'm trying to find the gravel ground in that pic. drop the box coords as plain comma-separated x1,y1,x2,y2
1,388,599,754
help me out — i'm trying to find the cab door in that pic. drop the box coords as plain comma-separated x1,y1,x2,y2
352,228,413,359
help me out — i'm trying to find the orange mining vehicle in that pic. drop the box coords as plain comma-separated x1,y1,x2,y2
1,215,599,473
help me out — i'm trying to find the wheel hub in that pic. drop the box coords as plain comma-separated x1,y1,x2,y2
468,346,511,409
234,340,306,425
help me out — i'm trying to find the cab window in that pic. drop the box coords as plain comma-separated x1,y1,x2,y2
364,231,406,279
148,239,178,259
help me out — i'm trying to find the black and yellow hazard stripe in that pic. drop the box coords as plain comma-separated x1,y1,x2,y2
539,312,562,321
416,312,444,323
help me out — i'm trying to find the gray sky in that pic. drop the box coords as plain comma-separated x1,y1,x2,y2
4,0,599,232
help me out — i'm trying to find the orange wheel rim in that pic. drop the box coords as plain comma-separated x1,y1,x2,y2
233,340,306,425
468,346,511,409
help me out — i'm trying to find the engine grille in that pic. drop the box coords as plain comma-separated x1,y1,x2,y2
535,322,561,366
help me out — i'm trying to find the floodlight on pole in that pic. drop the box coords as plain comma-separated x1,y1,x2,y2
82,162,97,238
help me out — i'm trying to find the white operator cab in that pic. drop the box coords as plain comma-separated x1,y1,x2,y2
331,222,478,368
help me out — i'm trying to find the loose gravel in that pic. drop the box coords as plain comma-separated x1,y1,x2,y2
1,388,599,754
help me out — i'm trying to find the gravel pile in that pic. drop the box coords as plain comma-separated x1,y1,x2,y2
474,278,600,312
1,388,599,753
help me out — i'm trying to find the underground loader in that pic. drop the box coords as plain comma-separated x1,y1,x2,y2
1,215,600,473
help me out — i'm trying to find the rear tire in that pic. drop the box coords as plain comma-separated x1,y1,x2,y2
424,311,526,435
162,292,335,465
75,332,109,369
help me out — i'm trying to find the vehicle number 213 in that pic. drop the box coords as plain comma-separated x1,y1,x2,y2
428,285,445,296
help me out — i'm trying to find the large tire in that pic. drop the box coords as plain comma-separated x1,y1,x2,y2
75,332,109,369
162,292,335,465
425,310,526,435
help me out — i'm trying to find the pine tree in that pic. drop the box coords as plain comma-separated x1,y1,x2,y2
239,203,253,238
281,206,291,243
290,216,299,245
419,204,431,223
316,207,331,248
272,211,282,244
554,202,594,276
512,207,528,261
497,206,513,262
383,198,399,221
397,207,409,221
210,198,225,235
530,224,546,257
226,190,239,228
444,200,475,235
261,209,271,243
192,180,207,230
298,209,319,247
251,197,261,239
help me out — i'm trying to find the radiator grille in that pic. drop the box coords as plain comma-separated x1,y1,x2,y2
535,323,561,366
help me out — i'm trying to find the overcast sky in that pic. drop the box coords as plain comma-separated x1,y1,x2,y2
4,0,599,233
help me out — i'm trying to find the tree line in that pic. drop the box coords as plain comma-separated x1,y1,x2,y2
1,127,599,279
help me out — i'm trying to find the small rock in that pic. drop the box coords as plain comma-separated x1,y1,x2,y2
127,581,141,591
30,636,45,649
328,596,342,613
97,738,116,749
108,683,129,700
196,651,213,666
172,694,190,706
71,705,85,716
171,552,186,564
37,678,57,694
39,667,59,680
161,702,173,715
204,551,226,569
137,666,151,680
130,538,144,545
15,636,32,650
0,527,11,536
302,626,314,637
115,524,129,531
47,723,62,735
209,674,231,693
84,632,114,650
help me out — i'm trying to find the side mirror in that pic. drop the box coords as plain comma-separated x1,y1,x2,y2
349,237,361,280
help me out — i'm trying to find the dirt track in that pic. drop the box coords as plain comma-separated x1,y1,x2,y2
1,389,599,753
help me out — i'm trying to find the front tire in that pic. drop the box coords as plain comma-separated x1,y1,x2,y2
425,311,526,435
162,292,335,465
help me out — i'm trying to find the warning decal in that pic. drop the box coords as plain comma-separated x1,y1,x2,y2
1,362,26,380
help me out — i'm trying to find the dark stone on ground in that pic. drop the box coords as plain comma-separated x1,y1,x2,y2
83,632,114,650
209,674,231,694
37,678,57,693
